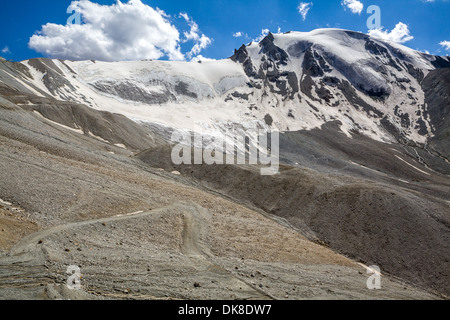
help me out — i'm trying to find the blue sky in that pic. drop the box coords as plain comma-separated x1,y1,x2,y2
1,0,449,62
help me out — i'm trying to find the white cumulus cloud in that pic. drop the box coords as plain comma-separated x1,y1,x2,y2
1,46,11,54
188,34,212,59
439,41,450,51
233,31,249,39
253,29,270,42
341,0,364,14
298,2,313,21
368,22,414,44
179,12,213,59
29,0,211,62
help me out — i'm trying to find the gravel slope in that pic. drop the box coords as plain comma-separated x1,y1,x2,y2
0,97,444,300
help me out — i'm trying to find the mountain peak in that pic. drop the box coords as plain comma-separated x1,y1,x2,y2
2,27,450,156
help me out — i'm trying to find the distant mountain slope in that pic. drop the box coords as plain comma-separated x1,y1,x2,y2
1,29,449,150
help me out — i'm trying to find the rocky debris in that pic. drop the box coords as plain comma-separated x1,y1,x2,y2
264,114,273,126
174,81,198,99
138,127,450,298
27,58,76,97
302,48,325,78
259,33,289,66
422,68,450,162
91,80,175,105
230,45,259,79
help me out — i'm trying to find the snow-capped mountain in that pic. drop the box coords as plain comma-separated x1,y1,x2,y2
1,28,449,150
1,28,450,299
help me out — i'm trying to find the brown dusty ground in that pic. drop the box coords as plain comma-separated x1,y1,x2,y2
0,95,446,300
0,206,38,252
139,145,450,298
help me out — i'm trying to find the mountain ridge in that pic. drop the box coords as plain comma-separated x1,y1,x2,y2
2,28,449,170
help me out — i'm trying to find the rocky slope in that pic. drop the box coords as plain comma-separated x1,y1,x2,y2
3,29,450,147
1,94,442,300
1,29,450,172
0,28,449,300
